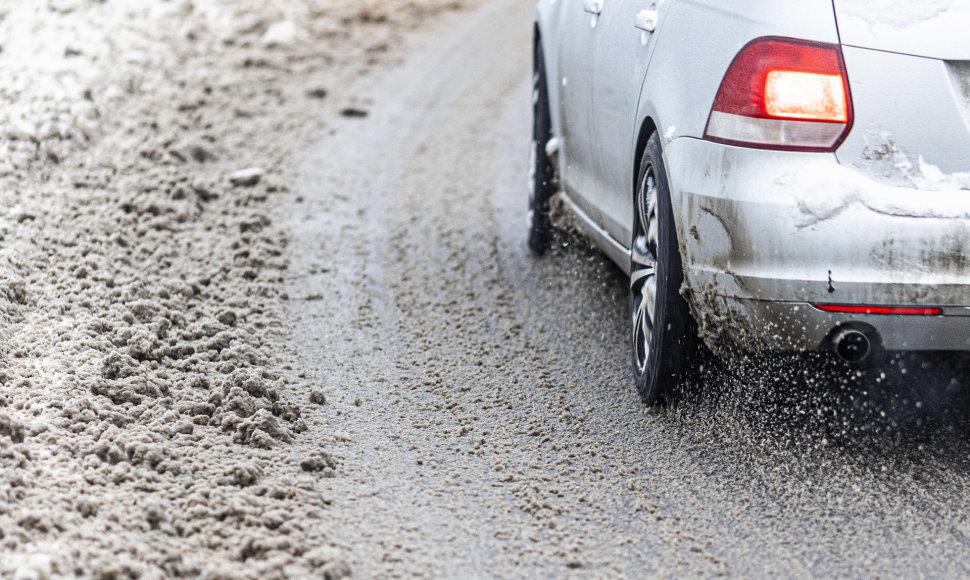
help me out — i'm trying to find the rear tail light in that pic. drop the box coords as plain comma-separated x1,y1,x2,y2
704,37,852,152
815,304,942,316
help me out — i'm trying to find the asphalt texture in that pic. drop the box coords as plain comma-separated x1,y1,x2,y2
285,0,970,576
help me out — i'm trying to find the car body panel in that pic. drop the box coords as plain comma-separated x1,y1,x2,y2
833,1,970,60
534,0,567,146
633,0,840,140
632,0,840,246
669,137,970,303
535,0,970,353
835,47,970,182
585,0,665,245
710,298,970,352
673,135,970,353
555,0,600,214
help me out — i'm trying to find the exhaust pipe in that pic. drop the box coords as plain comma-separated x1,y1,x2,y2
833,328,871,363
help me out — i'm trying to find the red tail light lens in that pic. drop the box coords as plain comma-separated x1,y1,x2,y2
815,304,942,316
763,70,847,122
704,37,852,151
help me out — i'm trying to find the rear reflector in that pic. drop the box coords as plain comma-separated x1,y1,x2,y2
815,304,943,316
704,37,852,152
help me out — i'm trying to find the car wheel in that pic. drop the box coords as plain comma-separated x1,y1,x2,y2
528,40,556,256
631,132,700,404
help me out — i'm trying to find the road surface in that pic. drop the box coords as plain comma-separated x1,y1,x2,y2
284,0,970,577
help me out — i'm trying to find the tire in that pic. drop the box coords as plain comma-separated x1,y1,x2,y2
630,132,700,404
528,40,556,256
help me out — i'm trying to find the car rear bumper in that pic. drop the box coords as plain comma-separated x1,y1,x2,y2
706,297,970,352
665,137,970,352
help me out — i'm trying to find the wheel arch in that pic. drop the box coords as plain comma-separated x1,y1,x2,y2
533,2,565,156
632,117,658,204
533,22,541,65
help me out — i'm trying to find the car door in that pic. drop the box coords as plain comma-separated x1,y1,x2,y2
555,0,603,212
588,0,667,247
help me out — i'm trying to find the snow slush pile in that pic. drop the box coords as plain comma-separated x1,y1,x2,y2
0,0,471,577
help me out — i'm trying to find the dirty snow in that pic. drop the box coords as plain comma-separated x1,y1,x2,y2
0,0,472,577
664,125,677,144
782,133,970,229
834,0,952,28
833,0,970,59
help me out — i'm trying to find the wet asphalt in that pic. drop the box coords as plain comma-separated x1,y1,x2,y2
284,0,970,576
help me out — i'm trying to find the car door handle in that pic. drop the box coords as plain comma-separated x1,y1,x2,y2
634,9,658,32
583,0,603,15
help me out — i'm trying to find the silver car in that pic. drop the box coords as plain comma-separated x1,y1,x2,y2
529,0,970,403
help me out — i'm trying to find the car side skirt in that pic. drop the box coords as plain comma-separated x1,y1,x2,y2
560,191,631,275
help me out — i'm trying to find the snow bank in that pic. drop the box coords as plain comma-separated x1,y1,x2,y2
0,0,473,577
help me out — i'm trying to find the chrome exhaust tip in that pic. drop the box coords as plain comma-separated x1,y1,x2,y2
833,328,871,364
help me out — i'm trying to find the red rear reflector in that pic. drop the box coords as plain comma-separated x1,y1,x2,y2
815,304,942,316
704,37,853,151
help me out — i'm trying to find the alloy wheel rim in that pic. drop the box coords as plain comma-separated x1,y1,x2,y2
631,166,659,375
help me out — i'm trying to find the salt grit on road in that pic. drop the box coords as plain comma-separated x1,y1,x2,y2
0,0,479,577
